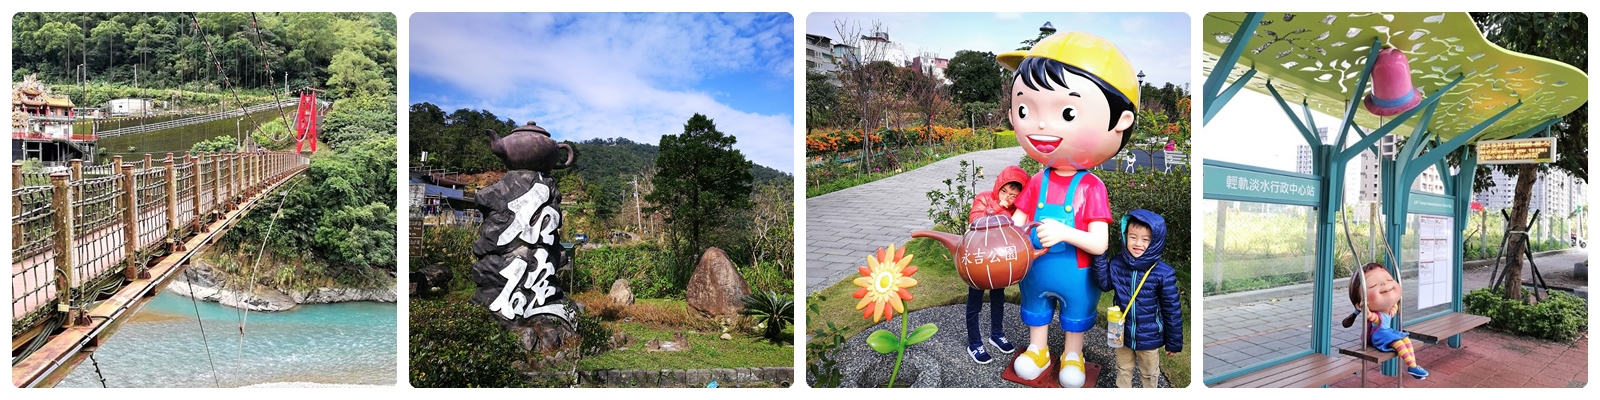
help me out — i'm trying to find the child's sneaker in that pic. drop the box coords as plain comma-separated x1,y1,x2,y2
1407,366,1429,380
989,335,1016,354
968,343,993,364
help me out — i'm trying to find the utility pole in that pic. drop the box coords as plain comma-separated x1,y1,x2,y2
632,176,642,234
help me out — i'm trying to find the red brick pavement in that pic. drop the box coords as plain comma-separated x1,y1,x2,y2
1329,328,1587,388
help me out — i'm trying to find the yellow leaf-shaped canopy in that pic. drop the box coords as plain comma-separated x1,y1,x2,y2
1203,12,1586,142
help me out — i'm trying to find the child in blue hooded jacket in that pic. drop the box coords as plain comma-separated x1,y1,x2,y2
1093,209,1182,388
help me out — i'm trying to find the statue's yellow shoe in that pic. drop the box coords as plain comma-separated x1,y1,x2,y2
1059,352,1086,388
1013,344,1051,381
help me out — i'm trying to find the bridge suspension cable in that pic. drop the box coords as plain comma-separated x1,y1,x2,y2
249,12,296,143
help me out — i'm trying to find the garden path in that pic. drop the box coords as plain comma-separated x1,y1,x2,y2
805,147,1025,293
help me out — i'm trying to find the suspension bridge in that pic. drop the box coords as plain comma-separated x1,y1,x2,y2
11,151,308,387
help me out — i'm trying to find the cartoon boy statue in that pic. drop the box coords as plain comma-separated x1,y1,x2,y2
997,31,1138,388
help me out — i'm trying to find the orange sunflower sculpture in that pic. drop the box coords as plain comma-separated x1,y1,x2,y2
852,243,919,322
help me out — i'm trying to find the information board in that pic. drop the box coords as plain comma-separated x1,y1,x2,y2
1416,215,1455,308
1478,137,1557,164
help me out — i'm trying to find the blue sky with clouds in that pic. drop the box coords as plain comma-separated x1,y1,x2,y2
806,13,1191,89
411,13,795,173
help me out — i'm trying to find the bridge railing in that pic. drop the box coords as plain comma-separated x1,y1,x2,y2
10,151,309,336
93,99,301,138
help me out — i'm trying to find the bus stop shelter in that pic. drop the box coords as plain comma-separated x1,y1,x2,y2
1198,12,1587,387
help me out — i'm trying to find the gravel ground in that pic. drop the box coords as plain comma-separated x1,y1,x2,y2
828,303,1172,388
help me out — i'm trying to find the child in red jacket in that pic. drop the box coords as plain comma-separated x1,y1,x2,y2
963,165,1031,363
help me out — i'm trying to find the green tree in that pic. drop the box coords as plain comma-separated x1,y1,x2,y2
946,50,1004,106
35,21,83,73
806,71,839,131
647,114,754,288
89,20,127,72
1468,12,1587,302
326,49,390,99
191,135,239,153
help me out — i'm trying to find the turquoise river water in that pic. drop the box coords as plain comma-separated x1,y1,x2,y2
57,289,396,387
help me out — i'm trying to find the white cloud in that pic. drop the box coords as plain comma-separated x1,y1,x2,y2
412,13,794,173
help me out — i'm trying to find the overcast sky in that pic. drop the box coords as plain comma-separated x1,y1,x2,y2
411,13,795,173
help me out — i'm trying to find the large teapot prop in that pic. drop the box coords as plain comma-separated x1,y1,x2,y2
911,214,1048,290
484,122,577,172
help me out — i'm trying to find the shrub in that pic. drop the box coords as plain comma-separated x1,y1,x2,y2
574,242,678,298
573,301,614,357
410,298,531,387
1101,169,1192,274
414,225,479,294
805,293,847,388
739,290,795,342
739,260,791,295
924,160,982,234
1012,158,1192,285
1463,288,1587,342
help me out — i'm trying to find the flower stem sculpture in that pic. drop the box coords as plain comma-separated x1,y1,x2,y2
853,243,938,387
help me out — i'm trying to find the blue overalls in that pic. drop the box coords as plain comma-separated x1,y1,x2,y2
1019,169,1103,332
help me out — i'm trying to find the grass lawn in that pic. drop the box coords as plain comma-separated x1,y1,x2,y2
807,237,1192,387
577,321,794,371
568,292,794,371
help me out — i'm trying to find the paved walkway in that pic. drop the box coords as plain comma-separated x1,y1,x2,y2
806,148,1025,292
1203,248,1588,385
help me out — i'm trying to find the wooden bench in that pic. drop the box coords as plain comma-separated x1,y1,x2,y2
1407,312,1490,344
1211,353,1361,388
1337,346,1397,363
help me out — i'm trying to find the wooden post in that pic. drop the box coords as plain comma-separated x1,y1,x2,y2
11,163,20,250
143,153,152,170
230,153,240,208
251,152,260,194
50,172,79,326
120,160,144,280
165,153,182,252
211,154,223,218
69,159,83,203
191,153,205,232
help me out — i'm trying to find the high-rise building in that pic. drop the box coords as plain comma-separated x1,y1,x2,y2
805,34,837,73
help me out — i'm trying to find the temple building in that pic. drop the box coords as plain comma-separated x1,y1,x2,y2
12,75,97,165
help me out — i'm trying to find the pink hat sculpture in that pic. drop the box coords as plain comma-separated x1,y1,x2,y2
1363,47,1425,116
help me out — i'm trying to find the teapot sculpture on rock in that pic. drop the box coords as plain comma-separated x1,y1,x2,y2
484,122,577,172
911,214,1047,290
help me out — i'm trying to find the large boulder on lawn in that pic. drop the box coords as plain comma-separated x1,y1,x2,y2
609,279,635,306
686,247,750,317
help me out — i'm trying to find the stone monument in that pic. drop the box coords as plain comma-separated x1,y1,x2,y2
470,121,580,354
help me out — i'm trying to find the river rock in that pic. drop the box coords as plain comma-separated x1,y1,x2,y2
171,266,296,311
686,247,750,317
411,263,453,297
609,279,634,305
291,287,398,304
